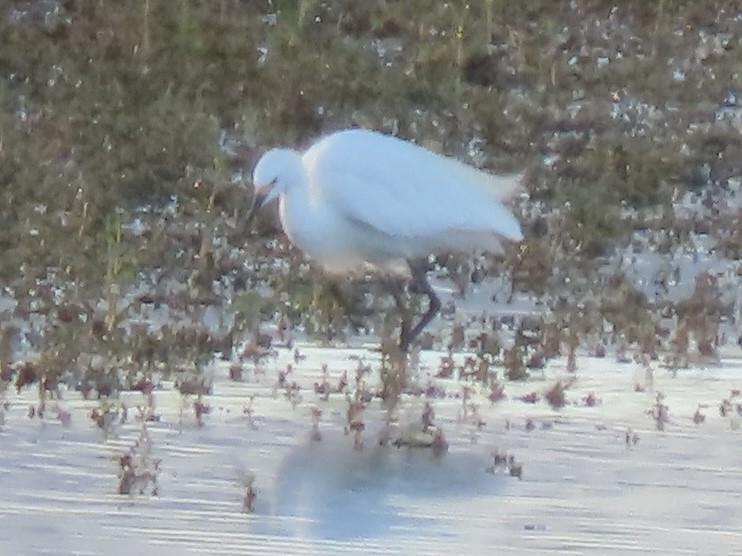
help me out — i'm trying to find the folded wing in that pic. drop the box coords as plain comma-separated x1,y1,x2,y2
302,129,523,243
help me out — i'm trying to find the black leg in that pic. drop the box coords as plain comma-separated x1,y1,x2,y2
381,263,441,353
404,261,441,351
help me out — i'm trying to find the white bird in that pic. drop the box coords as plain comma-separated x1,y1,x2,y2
246,128,523,352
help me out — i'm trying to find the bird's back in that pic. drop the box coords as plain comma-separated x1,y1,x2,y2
301,129,523,250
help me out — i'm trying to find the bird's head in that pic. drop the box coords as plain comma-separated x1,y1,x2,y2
245,148,302,227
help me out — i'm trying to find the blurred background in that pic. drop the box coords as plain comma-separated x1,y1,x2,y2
1,1,740,392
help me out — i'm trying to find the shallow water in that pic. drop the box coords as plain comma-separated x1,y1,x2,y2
1,346,742,554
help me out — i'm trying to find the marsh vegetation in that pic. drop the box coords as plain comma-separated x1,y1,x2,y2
1,0,740,424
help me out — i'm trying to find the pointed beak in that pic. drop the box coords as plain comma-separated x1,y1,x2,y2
244,188,268,229
244,177,279,230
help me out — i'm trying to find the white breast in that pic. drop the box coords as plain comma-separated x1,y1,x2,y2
278,193,411,276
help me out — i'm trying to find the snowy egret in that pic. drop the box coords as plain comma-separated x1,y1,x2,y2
246,128,523,352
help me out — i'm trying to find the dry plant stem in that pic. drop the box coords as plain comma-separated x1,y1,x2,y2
118,420,160,496
241,471,257,513
243,485,257,513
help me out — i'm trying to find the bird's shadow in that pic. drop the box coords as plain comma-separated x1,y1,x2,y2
265,431,504,540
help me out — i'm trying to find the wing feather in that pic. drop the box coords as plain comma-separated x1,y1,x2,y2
302,129,523,242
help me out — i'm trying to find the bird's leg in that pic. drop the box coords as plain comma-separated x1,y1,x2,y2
404,261,442,351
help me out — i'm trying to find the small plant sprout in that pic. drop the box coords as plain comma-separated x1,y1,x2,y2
566,348,577,374
466,403,486,432
243,394,257,430
229,363,243,381
344,395,365,450
471,404,487,431
335,369,348,393
285,381,302,409
449,322,465,351
91,399,118,442
519,392,540,404
458,385,473,421
625,428,640,446
504,346,528,381
310,406,322,441
693,405,706,425
643,355,655,391
313,363,331,400
545,381,567,410
616,344,632,365
669,319,689,373
176,376,211,428
117,454,138,495
354,359,372,385
51,403,72,427
565,327,578,373
273,364,291,397
194,395,211,427
722,391,742,429
486,449,509,474
379,343,405,414
593,342,607,358
651,392,669,430
508,456,523,480
118,453,160,496
135,390,160,424
474,356,490,384
355,380,373,404
117,421,160,496
239,335,271,365
421,401,435,430
582,392,600,407
436,353,454,378
240,471,257,513
0,368,8,424
632,356,654,393
488,381,505,404
730,413,741,431
377,414,393,447
431,428,448,458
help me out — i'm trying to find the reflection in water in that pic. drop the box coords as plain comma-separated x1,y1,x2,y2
269,431,503,540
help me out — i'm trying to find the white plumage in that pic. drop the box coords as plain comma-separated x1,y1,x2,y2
247,128,524,351
250,128,522,274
